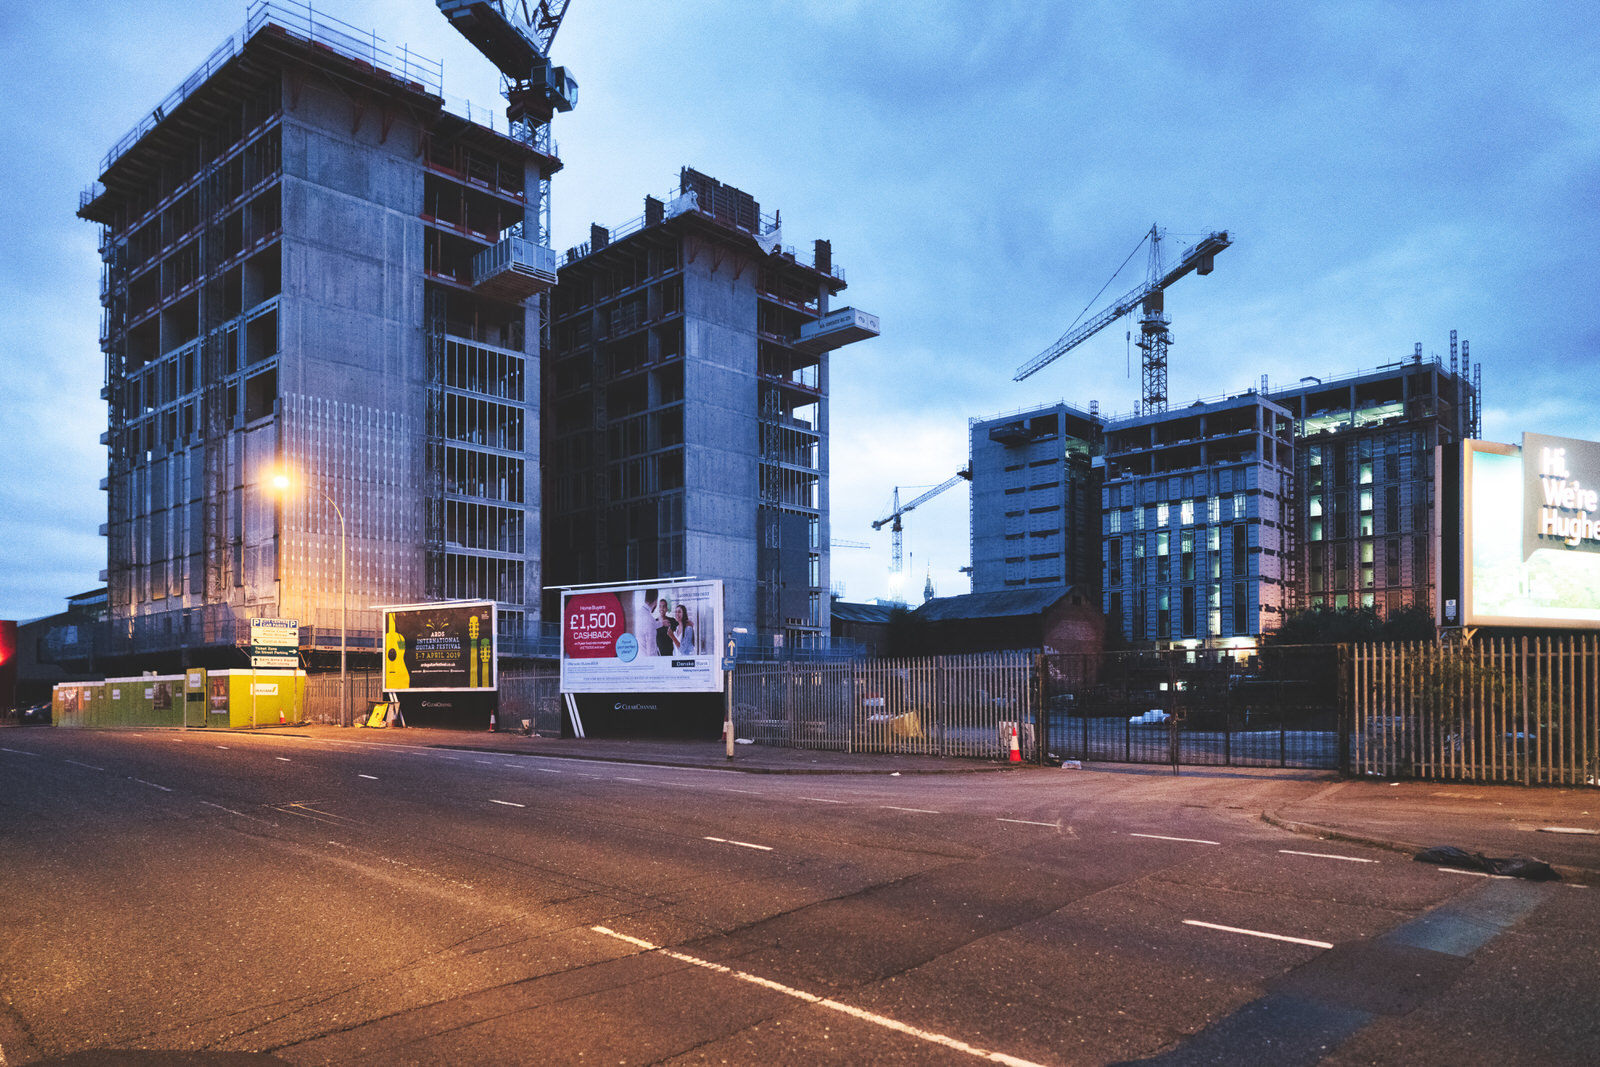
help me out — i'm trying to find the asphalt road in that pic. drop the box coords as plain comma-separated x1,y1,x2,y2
1,730,1595,1066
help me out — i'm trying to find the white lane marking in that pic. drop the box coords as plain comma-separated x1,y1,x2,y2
591,926,1047,1067
1183,920,1334,950
1279,850,1379,864
133,779,173,792
489,799,526,808
1131,832,1220,845
275,757,292,762
884,806,941,814
704,836,774,851
1437,867,1512,880
64,759,105,771
476,760,495,765
998,818,1059,828
799,796,844,804
1,748,39,756
722,788,760,794
616,776,644,782
200,801,249,817
216,746,230,750
536,768,562,773
1538,826,1599,835
358,774,378,780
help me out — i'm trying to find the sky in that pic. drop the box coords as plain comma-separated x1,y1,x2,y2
2,0,1598,622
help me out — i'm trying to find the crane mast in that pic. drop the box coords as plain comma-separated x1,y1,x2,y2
1015,225,1230,415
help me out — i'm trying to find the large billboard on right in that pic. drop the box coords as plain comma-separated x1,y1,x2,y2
1460,433,1600,627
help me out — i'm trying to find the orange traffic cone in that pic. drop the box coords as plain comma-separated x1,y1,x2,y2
1008,725,1022,763
279,709,286,726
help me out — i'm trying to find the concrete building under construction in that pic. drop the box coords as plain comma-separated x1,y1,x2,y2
77,3,562,666
1268,338,1480,619
543,169,879,648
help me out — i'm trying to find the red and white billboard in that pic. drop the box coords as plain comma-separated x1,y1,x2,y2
560,580,724,693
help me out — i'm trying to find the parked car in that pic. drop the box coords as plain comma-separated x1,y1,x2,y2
18,703,51,726
1128,709,1170,726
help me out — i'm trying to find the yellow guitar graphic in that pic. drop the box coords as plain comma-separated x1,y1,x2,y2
385,614,410,690
469,615,480,688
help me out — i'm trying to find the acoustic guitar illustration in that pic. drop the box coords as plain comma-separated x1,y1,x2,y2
469,615,480,688
385,614,410,690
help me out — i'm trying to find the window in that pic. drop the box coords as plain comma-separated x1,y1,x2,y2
1234,581,1248,635
1108,537,1122,586
1232,525,1248,576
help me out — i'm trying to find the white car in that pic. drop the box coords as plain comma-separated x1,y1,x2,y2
1128,709,1170,725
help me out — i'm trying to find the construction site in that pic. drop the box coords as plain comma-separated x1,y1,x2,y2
51,0,1488,716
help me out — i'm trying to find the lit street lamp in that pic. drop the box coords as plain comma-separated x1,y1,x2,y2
273,470,348,727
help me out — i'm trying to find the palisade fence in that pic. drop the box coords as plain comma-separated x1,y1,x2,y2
1352,634,1600,786
730,653,1039,759
1042,646,1345,770
303,670,383,723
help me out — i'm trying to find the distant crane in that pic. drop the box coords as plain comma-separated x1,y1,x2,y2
871,469,971,585
1015,225,1230,414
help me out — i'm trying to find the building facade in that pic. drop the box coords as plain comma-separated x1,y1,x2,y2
78,5,558,663
543,169,877,648
967,403,1102,595
1100,393,1296,648
1269,340,1480,618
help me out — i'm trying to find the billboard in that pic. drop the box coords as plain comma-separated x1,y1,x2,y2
1459,433,1600,628
560,580,724,694
381,601,497,692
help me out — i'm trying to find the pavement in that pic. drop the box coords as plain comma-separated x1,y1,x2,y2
54,720,1600,882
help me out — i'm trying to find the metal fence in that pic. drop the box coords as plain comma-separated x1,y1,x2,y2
499,668,565,736
302,670,383,724
1041,647,1345,770
1352,634,1600,786
731,653,1038,759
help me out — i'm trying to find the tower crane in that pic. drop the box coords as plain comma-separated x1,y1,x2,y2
1014,225,1230,415
436,2,579,130
871,469,971,584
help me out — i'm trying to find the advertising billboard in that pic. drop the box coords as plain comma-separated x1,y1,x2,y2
1460,433,1600,628
560,580,724,694
381,600,497,692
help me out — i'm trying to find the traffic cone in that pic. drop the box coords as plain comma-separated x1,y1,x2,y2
279,709,286,726
1008,725,1022,763
488,709,497,732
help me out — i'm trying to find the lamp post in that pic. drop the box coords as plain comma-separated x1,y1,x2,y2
273,471,348,727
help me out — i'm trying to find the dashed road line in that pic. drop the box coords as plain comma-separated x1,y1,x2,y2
64,759,105,771
704,836,773,851
1538,826,1599,835
722,787,760,794
884,806,941,814
1183,919,1334,950
0,748,39,756
536,768,562,773
275,757,292,762
1280,850,1378,863
799,796,844,804
358,774,378,780
998,818,1059,828
489,799,526,808
133,778,173,792
1131,832,1220,845
590,926,1047,1067
616,776,644,782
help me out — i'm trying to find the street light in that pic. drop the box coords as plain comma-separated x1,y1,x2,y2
273,470,349,727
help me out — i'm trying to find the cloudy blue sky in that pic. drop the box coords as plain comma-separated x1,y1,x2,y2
2,0,1597,621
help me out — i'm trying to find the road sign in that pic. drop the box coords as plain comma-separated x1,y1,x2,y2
250,617,300,648
251,653,298,670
